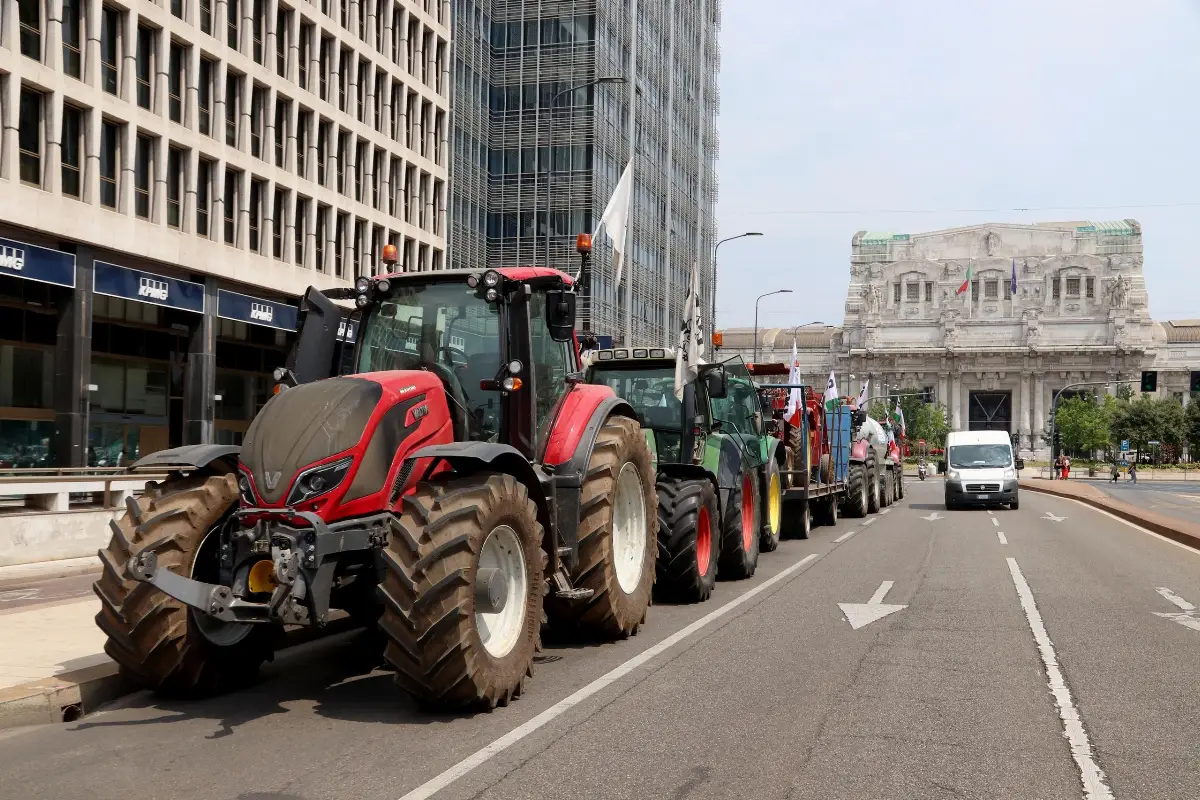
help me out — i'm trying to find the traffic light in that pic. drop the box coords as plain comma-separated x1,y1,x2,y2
1141,371,1158,393
1053,427,1062,453
1191,371,1200,393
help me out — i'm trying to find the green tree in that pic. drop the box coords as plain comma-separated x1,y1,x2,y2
1055,396,1110,456
1186,400,1200,461
1110,394,1187,458
909,403,950,449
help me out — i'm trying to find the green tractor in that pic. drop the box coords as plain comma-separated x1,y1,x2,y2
585,348,762,602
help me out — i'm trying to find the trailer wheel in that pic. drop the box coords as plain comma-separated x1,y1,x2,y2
546,415,656,638
881,470,893,507
845,463,869,518
379,473,543,710
812,494,839,527
867,459,881,514
895,468,905,501
655,478,719,603
93,474,272,697
781,500,810,540
760,459,783,553
786,426,806,490
718,467,760,580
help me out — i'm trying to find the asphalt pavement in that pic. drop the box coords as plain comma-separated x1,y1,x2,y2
1,478,1198,800
0,572,97,611
1083,479,1200,528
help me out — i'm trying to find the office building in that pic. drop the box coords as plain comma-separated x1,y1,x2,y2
0,0,449,466
449,0,720,345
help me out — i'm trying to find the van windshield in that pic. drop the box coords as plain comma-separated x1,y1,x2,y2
948,444,1012,469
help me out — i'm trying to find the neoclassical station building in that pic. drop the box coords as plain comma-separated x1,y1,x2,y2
717,221,1199,459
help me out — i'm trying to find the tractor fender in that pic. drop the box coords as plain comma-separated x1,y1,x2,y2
658,462,717,488
403,442,553,538
764,436,785,469
544,391,638,569
130,444,240,474
711,434,747,522
850,439,870,462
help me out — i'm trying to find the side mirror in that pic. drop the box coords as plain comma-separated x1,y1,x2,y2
1014,459,1025,471
546,290,576,342
705,369,728,399
290,287,340,385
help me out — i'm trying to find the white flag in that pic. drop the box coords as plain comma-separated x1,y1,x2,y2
674,263,704,400
856,379,870,410
824,370,839,410
784,341,803,422
594,161,633,285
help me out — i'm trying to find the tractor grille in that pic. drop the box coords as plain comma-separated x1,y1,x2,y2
965,483,1001,493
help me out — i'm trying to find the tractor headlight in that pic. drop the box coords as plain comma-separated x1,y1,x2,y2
355,277,371,294
375,278,391,294
286,457,354,506
485,288,499,302
238,471,256,506
355,294,371,308
483,270,501,287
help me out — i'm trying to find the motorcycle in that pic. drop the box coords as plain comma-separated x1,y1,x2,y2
918,461,927,481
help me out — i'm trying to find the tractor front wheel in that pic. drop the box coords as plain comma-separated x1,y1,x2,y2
867,460,881,514
655,478,719,603
760,459,783,553
546,415,656,638
93,474,272,697
379,473,544,710
719,469,760,580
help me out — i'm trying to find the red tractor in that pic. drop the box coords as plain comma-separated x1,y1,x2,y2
93,258,657,710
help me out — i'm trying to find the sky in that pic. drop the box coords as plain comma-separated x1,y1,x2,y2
714,0,1200,330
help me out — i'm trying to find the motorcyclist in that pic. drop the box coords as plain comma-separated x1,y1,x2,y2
918,457,927,480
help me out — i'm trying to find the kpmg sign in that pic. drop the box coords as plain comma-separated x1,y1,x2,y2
93,261,205,313
217,289,298,332
0,236,76,288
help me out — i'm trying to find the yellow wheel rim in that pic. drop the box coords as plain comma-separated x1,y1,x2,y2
769,472,782,534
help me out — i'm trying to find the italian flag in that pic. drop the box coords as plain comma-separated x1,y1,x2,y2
956,261,975,296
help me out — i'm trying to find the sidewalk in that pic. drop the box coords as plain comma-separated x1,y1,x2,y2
0,598,109,692
1019,477,1200,551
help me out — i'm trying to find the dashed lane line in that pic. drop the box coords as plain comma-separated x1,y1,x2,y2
997,532,1008,545
992,517,1000,527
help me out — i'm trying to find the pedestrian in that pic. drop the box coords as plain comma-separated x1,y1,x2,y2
1052,454,1062,480
1063,456,1071,480
1129,462,1137,484
1111,462,1120,483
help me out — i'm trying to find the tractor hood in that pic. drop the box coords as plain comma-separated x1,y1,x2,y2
240,377,383,504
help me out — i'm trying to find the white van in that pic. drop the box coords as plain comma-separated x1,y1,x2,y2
943,430,1021,510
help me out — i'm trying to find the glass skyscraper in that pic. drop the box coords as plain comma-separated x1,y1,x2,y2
449,0,720,346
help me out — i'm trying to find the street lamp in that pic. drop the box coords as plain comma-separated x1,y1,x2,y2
713,232,763,331
790,321,825,346
544,76,627,271
753,289,793,363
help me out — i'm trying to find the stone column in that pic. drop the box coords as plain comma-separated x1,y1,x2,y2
1020,372,1032,452
951,372,962,430
1033,372,1045,447
282,188,297,266
185,278,218,445
54,256,94,467
937,373,949,413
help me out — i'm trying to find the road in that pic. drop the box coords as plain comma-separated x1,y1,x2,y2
0,572,97,611
1,478,1198,800
1086,479,1200,527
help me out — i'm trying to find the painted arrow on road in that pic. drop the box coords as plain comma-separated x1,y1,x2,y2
1154,587,1200,632
839,581,907,630
1042,512,1067,523
921,512,944,522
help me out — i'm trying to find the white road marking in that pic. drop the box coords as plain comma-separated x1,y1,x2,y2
834,530,857,543
997,532,1007,545
838,580,907,630
1156,587,1196,612
991,517,1000,527
921,512,944,522
880,508,891,515
1042,495,1200,558
861,517,877,527
1042,512,1067,523
1006,558,1113,800
397,553,821,800
988,510,994,516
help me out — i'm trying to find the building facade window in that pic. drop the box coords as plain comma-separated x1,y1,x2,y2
298,24,311,89
100,120,119,208
224,168,239,243
134,134,152,218
199,58,214,136
892,283,901,304
250,85,265,158
171,0,183,19
276,8,290,77
135,25,154,109
197,158,212,235
253,0,266,64
18,0,41,60
101,6,120,94
200,0,213,35
295,196,308,264
228,0,240,49
1066,277,1080,297
249,179,263,252
61,105,84,198
226,72,241,146
296,109,310,177
62,0,83,77
167,146,184,227
275,98,289,166
169,43,186,123
1086,277,1095,298
1052,277,1061,299
925,281,933,302
906,283,919,301
272,187,285,258
18,88,42,187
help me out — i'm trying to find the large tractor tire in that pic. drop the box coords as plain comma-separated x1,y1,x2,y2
786,426,806,490
866,459,881,514
845,462,869,518
881,469,893,507
760,459,783,553
379,473,544,710
719,467,760,580
781,499,810,540
895,468,905,501
546,415,656,638
655,478,719,603
93,473,272,696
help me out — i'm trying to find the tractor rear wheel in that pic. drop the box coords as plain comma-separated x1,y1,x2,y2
546,415,656,638
781,499,810,540
867,459,881,514
845,463,869,518
760,459,783,553
93,473,272,696
655,478,719,603
719,468,760,580
379,473,544,710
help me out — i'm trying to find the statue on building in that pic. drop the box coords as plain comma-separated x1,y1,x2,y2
984,231,1000,256
1022,309,1041,343
1107,274,1130,309
862,283,883,314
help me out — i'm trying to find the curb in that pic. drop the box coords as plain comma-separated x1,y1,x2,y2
0,612,360,730
1020,480,1200,552
0,557,102,588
